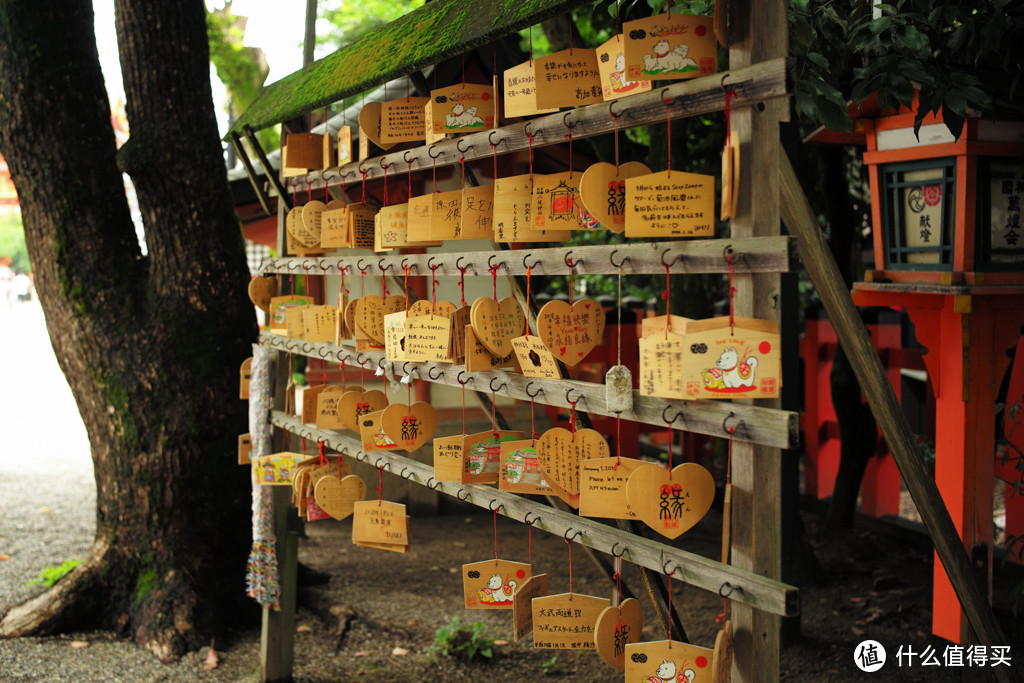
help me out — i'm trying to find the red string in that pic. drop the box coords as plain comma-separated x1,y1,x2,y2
491,142,498,182
324,174,330,204
382,164,389,207
489,264,499,301
668,573,673,644
458,266,468,307
408,159,413,199
431,264,440,312
727,252,736,334
724,90,738,150
318,439,326,465
403,264,410,315
377,464,385,504
322,358,328,386
569,400,577,435
566,538,574,595
666,97,672,177
614,556,622,606
460,152,466,189
718,425,736,623
530,395,537,441
662,263,671,338
461,381,467,434
668,425,673,471
432,154,437,193
612,111,620,174
566,128,573,180
361,168,368,204
493,508,499,561
524,266,532,336
381,264,389,298
491,389,498,438
568,15,573,55
615,414,621,468
338,451,344,480
528,523,533,572
528,132,535,184
302,436,307,454
307,180,312,204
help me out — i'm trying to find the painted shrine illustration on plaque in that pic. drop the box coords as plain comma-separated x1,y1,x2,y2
499,440,551,494
623,13,716,80
430,83,494,134
682,316,781,399
253,453,310,486
463,560,531,610
464,431,524,484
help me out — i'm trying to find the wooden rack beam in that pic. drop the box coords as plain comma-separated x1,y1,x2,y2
260,333,799,450
259,236,799,277
283,58,791,194
270,411,798,618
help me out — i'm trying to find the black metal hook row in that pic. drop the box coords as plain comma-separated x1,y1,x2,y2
662,406,685,426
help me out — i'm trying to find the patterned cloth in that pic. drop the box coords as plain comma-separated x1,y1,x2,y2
246,343,279,607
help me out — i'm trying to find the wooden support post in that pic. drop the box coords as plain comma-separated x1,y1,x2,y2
260,487,298,683
779,149,1023,683
728,1,787,679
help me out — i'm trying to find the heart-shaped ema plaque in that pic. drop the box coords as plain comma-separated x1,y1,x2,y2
470,296,526,358
578,161,652,233
355,295,405,344
248,276,277,312
594,597,644,671
536,427,609,508
381,402,438,452
286,206,319,247
357,101,395,151
536,299,606,367
301,200,326,244
625,463,715,540
336,389,386,432
313,474,366,520
409,299,457,319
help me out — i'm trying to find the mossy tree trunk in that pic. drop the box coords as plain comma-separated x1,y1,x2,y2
0,0,256,661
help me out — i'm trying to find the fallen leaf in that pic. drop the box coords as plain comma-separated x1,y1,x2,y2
0,555,9,561
406,620,417,627
296,624,313,634
203,648,219,671
851,626,865,636
70,640,90,649
493,640,509,646
354,651,370,657
392,647,410,656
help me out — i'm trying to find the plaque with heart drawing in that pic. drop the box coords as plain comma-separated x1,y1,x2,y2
470,296,526,358
625,463,715,539
536,427,609,509
536,299,606,367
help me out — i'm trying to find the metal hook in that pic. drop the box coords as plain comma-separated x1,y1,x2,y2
488,130,505,147
358,162,369,176
661,249,682,268
318,347,330,359
488,499,503,512
608,99,623,119
318,258,331,271
356,258,369,273
564,251,583,269
379,157,390,170
403,150,415,164
401,361,416,376
457,371,475,385
301,342,313,354
662,406,684,425
524,511,540,526
457,488,471,501
356,353,368,366
563,111,578,130
523,253,542,270
401,467,414,480
426,477,440,490
660,87,673,105
720,74,731,92
525,382,545,399
457,138,472,154
427,256,440,271
400,257,418,273
336,258,347,271
427,367,445,381
564,528,582,542
487,254,504,271
524,120,535,138
723,412,743,436
610,542,627,559
609,250,631,269
428,144,442,159
566,387,587,405
664,559,677,575
378,259,393,273
456,255,470,273
719,582,739,598
375,458,390,470
724,244,737,265
489,377,508,393
302,258,314,272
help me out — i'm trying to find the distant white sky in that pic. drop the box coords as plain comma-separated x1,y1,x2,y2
92,0,308,135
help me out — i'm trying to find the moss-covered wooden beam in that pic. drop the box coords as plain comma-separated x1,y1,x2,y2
228,0,593,136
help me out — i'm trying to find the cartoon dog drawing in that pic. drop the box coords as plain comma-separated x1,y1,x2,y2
716,347,757,388
444,103,485,128
444,103,465,127
642,658,697,683
642,40,697,74
477,573,517,604
461,106,484,126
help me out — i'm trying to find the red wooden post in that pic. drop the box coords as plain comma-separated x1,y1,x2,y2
860,310,902,517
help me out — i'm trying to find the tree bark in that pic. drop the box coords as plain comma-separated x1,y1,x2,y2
0,0,257,661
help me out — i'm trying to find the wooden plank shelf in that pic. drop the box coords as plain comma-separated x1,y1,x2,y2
270,410,799,618
259,332,799,450
282,58,791,194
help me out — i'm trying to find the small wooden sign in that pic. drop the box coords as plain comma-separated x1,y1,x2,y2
237,433,252,465
355,295,406,344
376,203,409,251
459,185,495,239
493,174,570,243
359,408,400,452
625,463,715,540
533,172,581,232
578,161,652,233
623,13,717,81
512,573,549,641
352,500,409,549
383,311,408,362
433,434,466,482
579,457,642,521
533,48,603,109
407,194,434,243
714,620,734,682
499,439,551,494
503,60,558,119
405,314,452,362
252,452,310,486
511,335,560,380
638,330,688,399
357,101,395,151
248,276,277,312
423,100,445,144
239,357,252,400
683,316,780,399
463,431,525,485
380,96,430,144
302,200,326,245
464,324,517,372
641,314,692,338
624,640,715,682
430,83,494,135
451,305,471,363
303,305,338,343
463,559,531,610
594,598,644,671
596,35,652,101
320,205,350,248
336,389,386,432
337,125,353,165
625,170,715,238
285,304,309,340
721,130,740,221
342,299,358,342
428,189,464,241
536,427,609,509
381,402,438,452
532,593,610,650
284,133,323,169
347,203,377,250
315,385,346,430
286,206,319,248
314,474,366,521
536,298,606,367
605,365,634,413
301,384,328,423
408,299,457,319
470,296,526,358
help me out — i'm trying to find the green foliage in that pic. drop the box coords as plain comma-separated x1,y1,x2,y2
26,560,80,588
430,616,500,662
318,0,426,53
540,654,563,676
0,211,29,272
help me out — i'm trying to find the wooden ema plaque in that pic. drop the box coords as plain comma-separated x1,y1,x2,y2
237,433,252,465
336,389,385,432
303,305,338,343
511,335,560,380
383,311,407,362
533,48,603,109
494,174,569,243
622,13,717,81
536,298,605,367
531,593,610,650
405,314,452,363
594,597,643,671
429,83,494,135
451,305,470,363
355,295,405,345
352,500,409,553
463,431,525,485
682,316,781,399
579,457,642,520
302,201,326,245
639,330,688,400
359,409,400,452
429,189,464,241
512,573,549,641
337,125,353,166
381,402,438,452
433,434,466,483
464,324,517,372
357,101,395,151
499,439,551,494
320,205,350,248
301,385,328,423
470,296,526,358
286,206,319,252
624,640,715,682
296,458,352,513
406,194,433,242
578,161,651,233
347,203,377,250
248,276,276,312
269,295,312,335
462,560,531,610
239,357,252,400
536,427,609,509
625,463,715,540
285,305,309,340
283,133,323,169
408,299,456,319
596,35,651,101
252,452,310,486
313,474,366,521
503,60,558,119
533,172,581,232
721,130,740,221
625,170,715,238
376,203,407,251
315,385,346,430
459,185,495,239
380,96,430,144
